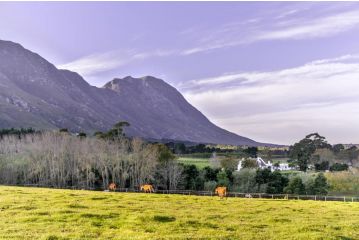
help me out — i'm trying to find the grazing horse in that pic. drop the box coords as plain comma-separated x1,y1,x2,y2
140,184,154,193
215,187,227,199
108,183,117,191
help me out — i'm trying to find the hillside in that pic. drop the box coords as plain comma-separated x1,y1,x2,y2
0,39,261,146
0,186,358,239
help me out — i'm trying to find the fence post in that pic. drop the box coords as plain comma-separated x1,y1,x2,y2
344,196,346,202
352,197,354,202
325,196,326,201
272,194,273,199
315,195,316,201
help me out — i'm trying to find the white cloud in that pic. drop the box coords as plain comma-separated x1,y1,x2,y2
181,10,359,55
180,55,359,144
57,51,128,76
57,49,176,77
255,10,359,41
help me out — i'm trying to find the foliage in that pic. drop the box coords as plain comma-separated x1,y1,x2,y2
255,169,289,194
94,121,130,140
220,156,238,171
329,163,349,172
0,128,37,139
0,132,183,190
314,161,329,171
289,133,331,171
325,170,359,195
307,173,329,195
216,170,230,187
284,177,306,195
242,159,257,169
244,147,258,158
180,165,199,190
203,181,217,191
232,169,257,193
266,171,289,194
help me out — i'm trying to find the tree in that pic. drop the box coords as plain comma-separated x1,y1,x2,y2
307,173,329,195
329,163,348,172
242,159,258,169
284,177,305,195
220,156,238,171
232,169,257,193
77,132,87,138
181,165,199,190
289,133,331,171
266,171,288,194
216,170,230,187
333,144,344,154
155,144,182,190
314,161,329,171
106,121,130,140
255,168,272,191
202,166,220,182
245,147,258,158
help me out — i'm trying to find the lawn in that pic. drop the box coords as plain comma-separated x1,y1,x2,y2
1,186,359,240
177,157,210,169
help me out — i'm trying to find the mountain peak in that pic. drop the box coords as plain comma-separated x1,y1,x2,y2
0,39,264,146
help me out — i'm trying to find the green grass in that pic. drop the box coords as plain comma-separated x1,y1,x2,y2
177,157,210,169
1,186,359,239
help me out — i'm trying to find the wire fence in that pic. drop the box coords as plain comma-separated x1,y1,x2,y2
6,184,359,203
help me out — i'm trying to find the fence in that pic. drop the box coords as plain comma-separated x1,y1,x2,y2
9,184,359,203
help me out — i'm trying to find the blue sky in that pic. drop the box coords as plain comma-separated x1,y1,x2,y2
1,2,359,144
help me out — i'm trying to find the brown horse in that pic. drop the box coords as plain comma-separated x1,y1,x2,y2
215,187,227,199
108,183,116,191
140,184,154,193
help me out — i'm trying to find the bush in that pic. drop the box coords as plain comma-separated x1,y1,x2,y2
284,177,305,195
216,170,230,187
232,169,257,193
325,170,359,195
204,181,217,191
307,173,329,195
314,161,329,171
329,163,348,172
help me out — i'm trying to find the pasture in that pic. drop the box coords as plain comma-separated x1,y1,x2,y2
1,186,359,239
177,157,210,169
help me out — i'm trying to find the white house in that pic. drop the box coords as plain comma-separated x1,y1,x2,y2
237,157,294,172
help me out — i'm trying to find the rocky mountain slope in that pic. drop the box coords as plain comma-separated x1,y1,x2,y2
0,39,262,146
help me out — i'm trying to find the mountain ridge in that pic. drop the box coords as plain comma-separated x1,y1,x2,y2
0,39,269,146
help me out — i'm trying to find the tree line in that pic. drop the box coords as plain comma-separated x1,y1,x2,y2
289,133,359,171
0,130,182,190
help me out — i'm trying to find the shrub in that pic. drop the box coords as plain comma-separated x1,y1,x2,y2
284,177,305,195
232,169,257,193
329,163,348,172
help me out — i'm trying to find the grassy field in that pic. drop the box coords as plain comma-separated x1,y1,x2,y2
1,186,359,239
177,157,210,169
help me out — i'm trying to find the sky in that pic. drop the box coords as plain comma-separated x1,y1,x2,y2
1,2,359,145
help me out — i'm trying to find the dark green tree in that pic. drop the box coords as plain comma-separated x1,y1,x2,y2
255,168,272,191
266,171,289,194
289,133,331,171
307,173,329,195
329,163,349,172
333,144,345,154
216,170,230,187
181,165,199,190
284,177,305,195
202,167,220,182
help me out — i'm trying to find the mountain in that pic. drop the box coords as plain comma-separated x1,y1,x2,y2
0,39,263,146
